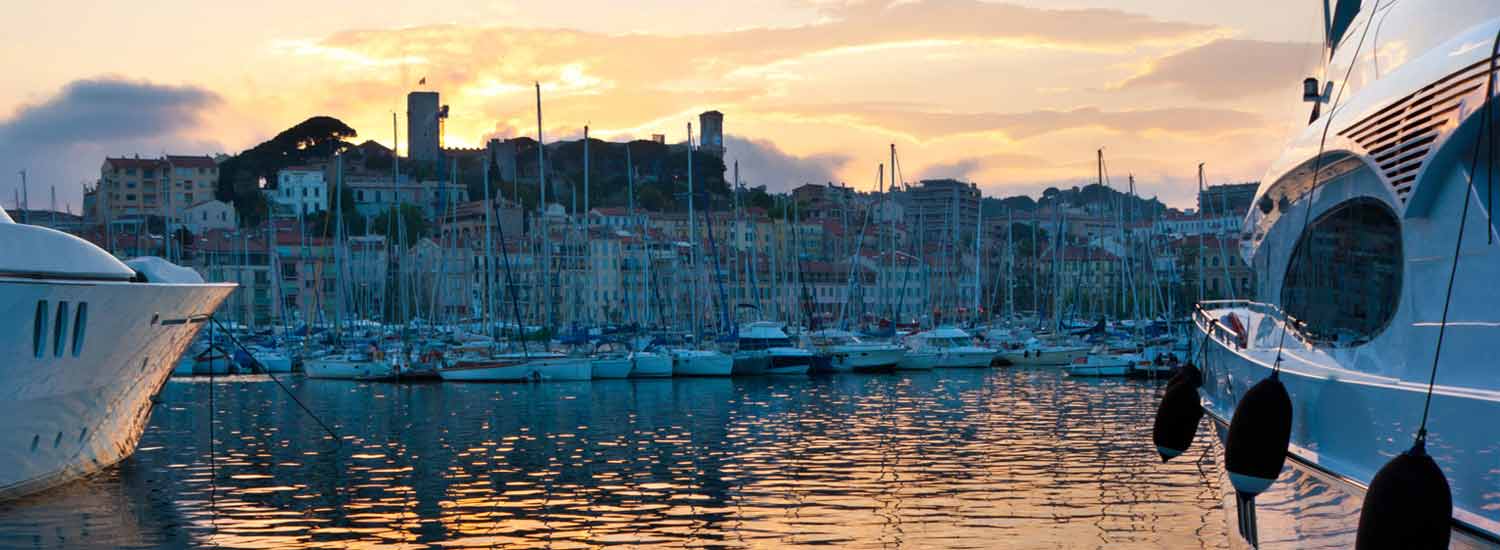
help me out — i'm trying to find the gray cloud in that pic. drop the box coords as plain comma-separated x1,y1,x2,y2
724,135,850,192
1118,39,1320,100
0,78,221,212
919,152,1053,180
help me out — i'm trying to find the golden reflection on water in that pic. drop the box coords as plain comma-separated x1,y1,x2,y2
0,369,1229,549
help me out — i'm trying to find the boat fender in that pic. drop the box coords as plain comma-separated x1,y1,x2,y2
1224,373,1292,496
1152,363,1203,462
1354,439,1451,550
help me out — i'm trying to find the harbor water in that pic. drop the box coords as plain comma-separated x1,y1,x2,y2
0,369,1230,549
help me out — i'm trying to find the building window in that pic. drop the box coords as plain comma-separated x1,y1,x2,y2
1282,198,1401,346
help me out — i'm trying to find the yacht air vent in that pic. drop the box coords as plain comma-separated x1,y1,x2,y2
1339,57,1498,203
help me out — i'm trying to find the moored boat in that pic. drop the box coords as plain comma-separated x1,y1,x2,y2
0,214,235,501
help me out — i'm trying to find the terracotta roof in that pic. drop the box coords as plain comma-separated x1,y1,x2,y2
104,157,167,170
166,155,217,169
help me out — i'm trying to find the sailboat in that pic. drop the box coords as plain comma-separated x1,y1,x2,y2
669,121,735,377
305,154,400,381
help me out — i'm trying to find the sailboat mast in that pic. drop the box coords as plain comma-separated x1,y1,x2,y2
687,122,699,344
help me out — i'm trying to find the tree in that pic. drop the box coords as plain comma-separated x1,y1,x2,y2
372,204,429,247
216,116,359,223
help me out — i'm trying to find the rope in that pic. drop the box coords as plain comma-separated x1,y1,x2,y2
1415,27,1500,446
1269,4,1380,377
206,324,218,541
208,316,342,445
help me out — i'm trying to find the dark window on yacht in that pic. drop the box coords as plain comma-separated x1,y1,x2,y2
72,303,87,357
1282,198,1401,346
53,302,69,357
33,300,47,358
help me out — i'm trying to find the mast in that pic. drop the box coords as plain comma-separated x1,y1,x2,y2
583,125,590,221
483,155,495,343
687,122,699,344
536,82,553,330
1197,163,1206,302
974,186,982,325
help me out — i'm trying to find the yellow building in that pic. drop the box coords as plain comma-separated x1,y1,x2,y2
87,155,219,224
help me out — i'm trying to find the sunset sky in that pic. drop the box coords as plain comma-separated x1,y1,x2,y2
1,0,1328,211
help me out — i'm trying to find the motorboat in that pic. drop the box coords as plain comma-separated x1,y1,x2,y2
1196,2,1500,545
802,329,904,373
733,321,811,376
903,327,996,368
996,338,1090,367
0,213,234,501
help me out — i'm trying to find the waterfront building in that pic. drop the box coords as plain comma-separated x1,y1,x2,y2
86,154,218,224
271,166,328,216
183,200,237,234
903,179,980,247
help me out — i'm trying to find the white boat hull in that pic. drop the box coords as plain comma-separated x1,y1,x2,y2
304,357,398,380
629,352,673,378
1000,346,1088,367
671,350,734,377
0,277,233,501
590,358,632,379
440,357,592,382
897,352,939,370
826,345,905,372
936,347,997,368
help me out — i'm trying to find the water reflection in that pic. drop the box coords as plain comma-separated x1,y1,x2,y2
0,369,1228,549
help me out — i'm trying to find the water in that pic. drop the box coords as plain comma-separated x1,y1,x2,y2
0,369,1229,549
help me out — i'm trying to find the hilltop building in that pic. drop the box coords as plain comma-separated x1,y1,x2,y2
698,111,724,158
407,91,443,163
270,167,328,216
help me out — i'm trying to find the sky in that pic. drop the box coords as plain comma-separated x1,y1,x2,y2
0,0,1329,211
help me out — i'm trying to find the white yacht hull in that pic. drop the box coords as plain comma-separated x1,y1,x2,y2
897,352,939,370
303,357,398,380
0,277,233,501
590,357,633,379
826,345,904,372
1063,357,1134,377
628,352,673,378
440,357,592,382
936,347,996,368
1000,346,1088,367
671,350,734,377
